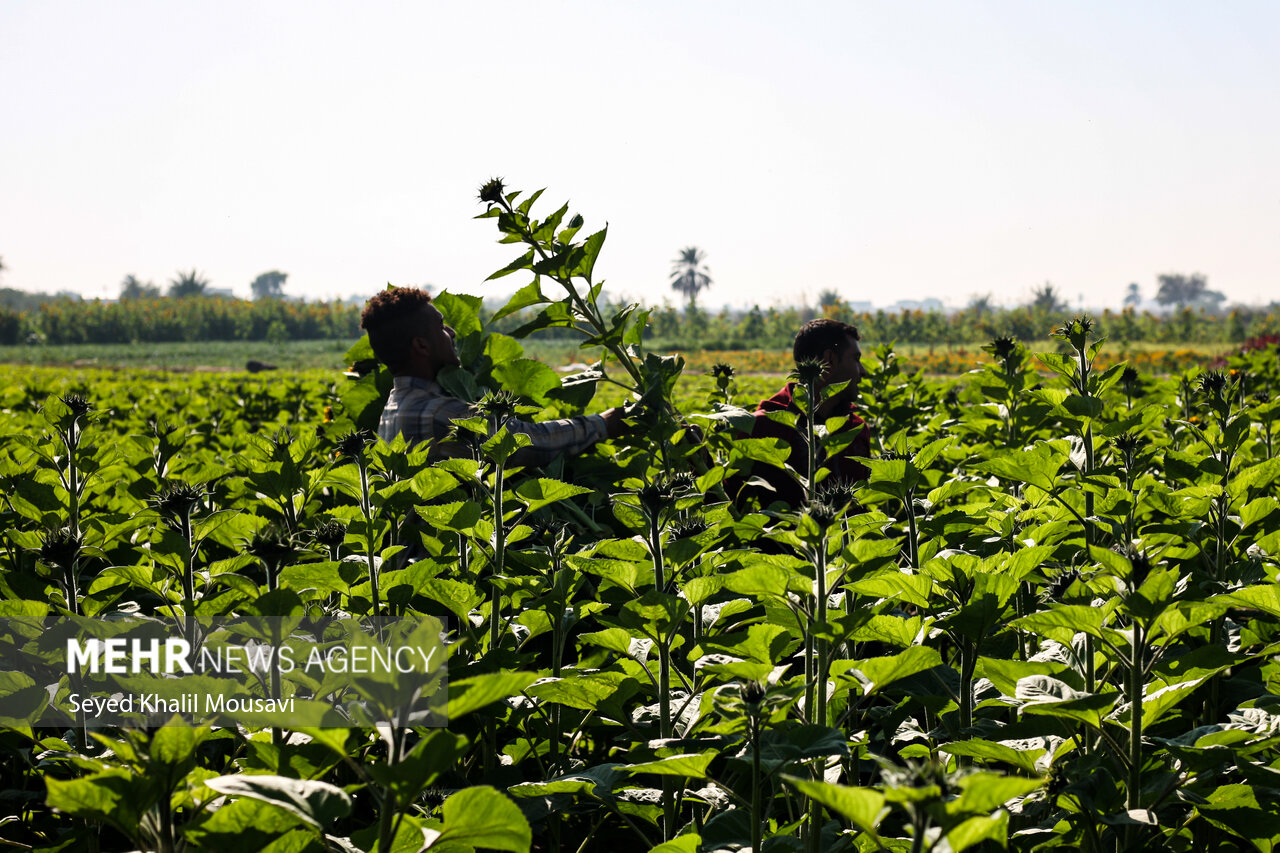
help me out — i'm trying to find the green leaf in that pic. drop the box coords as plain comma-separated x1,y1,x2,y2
782,775,884,836
429,785,532,853
625,753,715,778
949,772,1042,815
1015,675,1115,727
204,775,351,830
512,478,593,512
939,739,1044,775
433,292,483,337
833,646,943,695
492,358,559,403
485,249,536,282
367,730,467,808
946,812,1011,853
45,769,158,832
1197,784,1280,853
492,279,549,321
647,835,701,853
528,672,627,711
974,440,1068,491
574,227,608,281
447,671,538,719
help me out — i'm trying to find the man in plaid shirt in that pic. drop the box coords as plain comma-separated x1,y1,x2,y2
361,287,624,465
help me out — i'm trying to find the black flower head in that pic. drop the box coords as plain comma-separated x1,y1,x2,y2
248,526,302,569
1120,366,1140,386
1044,761,1070,799
473,390,519,424
806,500,842,530
670,515,710,540
816,479,864,513
1052,316,1094,350
39,527,83,569
148,419,179,439
60,394,92,419
1127,547,1152,588
312,519,347,550
1254,391,1271,405
1111,432,1150,464
477,177,506,205
741,680,767,707
152,482,205,524
983,335,1019,361
792,358,826,387
530,519,576,555
637,475,694,517
711,363,735,381
1042,567,1080,603
336,429,374,460
1198,370,1228,398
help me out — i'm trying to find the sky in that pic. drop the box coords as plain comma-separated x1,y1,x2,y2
2,1,1278,311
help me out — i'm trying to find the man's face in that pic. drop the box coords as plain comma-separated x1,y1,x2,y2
414,304,459,373
822,336,865,393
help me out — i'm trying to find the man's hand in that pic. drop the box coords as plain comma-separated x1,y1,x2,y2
600,406,626,439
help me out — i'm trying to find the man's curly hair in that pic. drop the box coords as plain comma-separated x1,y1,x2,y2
360,287,435,373
793,318,860,364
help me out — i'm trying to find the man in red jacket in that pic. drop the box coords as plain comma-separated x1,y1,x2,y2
733,318,871,510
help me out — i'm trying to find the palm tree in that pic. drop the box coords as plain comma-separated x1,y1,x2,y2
120,274,159,300
168,269,209,298
1029,282,1067,314
669,247,712,308
251,270,288,300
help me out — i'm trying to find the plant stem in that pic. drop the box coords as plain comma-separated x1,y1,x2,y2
358,459,383,637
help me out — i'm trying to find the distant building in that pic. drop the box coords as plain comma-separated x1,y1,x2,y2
891,298,945,312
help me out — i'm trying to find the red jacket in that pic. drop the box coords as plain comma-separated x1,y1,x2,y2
733,382,871,510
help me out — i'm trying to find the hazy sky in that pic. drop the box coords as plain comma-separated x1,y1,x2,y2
3,1,1278,310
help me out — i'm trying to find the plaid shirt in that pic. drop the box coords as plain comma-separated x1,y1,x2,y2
377,375,608,467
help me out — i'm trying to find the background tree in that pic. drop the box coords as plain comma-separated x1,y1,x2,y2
119,274,159,300
670,246,712,309
1028,282,1067,314
967,294,994,317
1155,272,1224,311
1124,282,1141,307
168,269,209,299
251,270,288,300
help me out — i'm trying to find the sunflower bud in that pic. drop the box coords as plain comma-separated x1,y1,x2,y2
312,519,347,551
982,335,1020,365
1198,370,1228,398
792,358,826,387
336,429,374,461
152,482,205,528
39,527,83,569
60,394,92,419
741,680,767,707
1051,316,1094,351
670,515,710,540
473,390,520,424
248,526,302,571
1042,568,1080,603
1127,548,1152,588
477,177,506,205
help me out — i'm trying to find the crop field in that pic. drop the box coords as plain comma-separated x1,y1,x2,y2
3,185,1280,853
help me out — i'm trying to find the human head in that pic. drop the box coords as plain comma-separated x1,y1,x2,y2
793,318,864,389
360,287,458,378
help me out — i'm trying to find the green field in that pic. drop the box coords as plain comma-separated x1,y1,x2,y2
2,306,1280,851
